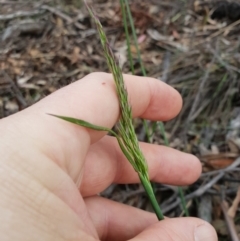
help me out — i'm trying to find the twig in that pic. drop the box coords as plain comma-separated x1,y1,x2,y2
162,158,240,214
182,59,213,146
215,77,237,118
1,71,27,108
161,51,171,83
222,177,240,183
160,191,179,207
198,195,212,222
187,61,212,123
193,18,240,47
0,10,44,21
189,98,212,122
201,157,240,177
188,172,224,198
170,72,200,84
40,5,85,30
207,45,240,75
0,0,26,3
228,187,240,218
1,20,46,41
0,98,3,117
221,200,239,241
147,29,189,52
207,187,239,196
161,172,224,214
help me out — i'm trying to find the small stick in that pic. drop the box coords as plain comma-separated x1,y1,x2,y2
228,187,240,218
221,200,239,241
0,0,26,3
161,51,171,83
162,172,224,214
207,46,240,75
201,157,240,177
162,157,240,213
1,71,27,108
0,10,44,21
40,5,85,30
193,18,240,47
187,58,212,122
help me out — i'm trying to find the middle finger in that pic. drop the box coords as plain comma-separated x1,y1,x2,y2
80,136,201,196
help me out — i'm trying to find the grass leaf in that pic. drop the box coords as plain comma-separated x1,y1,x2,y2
48,114,112,132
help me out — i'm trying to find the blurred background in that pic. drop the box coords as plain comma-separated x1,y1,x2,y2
1,0,240,240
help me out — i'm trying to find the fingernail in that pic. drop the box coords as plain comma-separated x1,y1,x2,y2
194,223,217,241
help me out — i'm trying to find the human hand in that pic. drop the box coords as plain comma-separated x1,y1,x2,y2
0,73,217,241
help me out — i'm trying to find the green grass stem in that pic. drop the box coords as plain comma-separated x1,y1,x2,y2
120,0,151,143
158,122,169,146
122,0,189,217
139,173,164,220
158,113,189,217
86,3,164,220
123,0,146,76
120,0,134,74
178,185,189,216
50,1,164,221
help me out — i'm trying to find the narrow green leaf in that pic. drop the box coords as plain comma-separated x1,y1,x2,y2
49,113,138,170
48,114,113,132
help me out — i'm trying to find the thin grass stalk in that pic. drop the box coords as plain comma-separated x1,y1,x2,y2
158,122,169,146
122,0,162,200
50,2,164,221
123,0,146,76
179,186,189,216
122,0,168,149
87,3,164,220
120,0,151,142
121,0,172,150
120,0,134,74
123,0,189,217
142,119,152,143
159,121,189,216
158,98,189,217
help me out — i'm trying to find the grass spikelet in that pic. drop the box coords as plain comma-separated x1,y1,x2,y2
49,1,164,220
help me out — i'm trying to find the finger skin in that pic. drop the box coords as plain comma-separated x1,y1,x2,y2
85,196,157,241
81,136,201,196
0,158,98,241
130,218,218,241
85,196,218,241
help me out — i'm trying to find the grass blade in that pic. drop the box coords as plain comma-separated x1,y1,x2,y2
120,0,134,74
48,114,113,132
124,0,146,76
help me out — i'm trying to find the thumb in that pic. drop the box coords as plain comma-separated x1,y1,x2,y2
129,217,217,241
